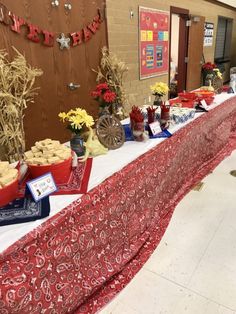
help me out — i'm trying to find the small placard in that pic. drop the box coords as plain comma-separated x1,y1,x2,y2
149,121,162,136
200,100,208,110
26,173,57,202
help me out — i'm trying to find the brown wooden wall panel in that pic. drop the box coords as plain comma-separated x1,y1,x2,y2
187,16,205,91
0,0,107,148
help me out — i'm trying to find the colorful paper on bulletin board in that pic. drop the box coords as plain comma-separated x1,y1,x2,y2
139,6,169,80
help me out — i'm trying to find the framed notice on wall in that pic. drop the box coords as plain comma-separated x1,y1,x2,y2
139,6,170,80
204,22,214,47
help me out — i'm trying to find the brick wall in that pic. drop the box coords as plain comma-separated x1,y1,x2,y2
106,0,236,107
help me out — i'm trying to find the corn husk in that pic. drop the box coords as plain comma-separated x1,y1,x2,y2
93,46,129,117
0,47,43,162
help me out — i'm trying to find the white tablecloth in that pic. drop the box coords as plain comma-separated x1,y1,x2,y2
0,93,234,253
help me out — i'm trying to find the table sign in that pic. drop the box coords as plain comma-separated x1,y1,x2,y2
26,172,57,202
200,100,209,110
149,121,162,136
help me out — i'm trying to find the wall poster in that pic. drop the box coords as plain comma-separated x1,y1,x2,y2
139,6,170,80
204,22,214,47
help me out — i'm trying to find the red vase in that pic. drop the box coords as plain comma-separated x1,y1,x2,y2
160,103,170,129
147,111,156,124
131,121,145,141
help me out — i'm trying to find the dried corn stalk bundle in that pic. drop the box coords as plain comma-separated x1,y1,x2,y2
94,46,129,117
0,48,43,162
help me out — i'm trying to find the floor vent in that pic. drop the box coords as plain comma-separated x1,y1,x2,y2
192,182,204,191
230,170,236,177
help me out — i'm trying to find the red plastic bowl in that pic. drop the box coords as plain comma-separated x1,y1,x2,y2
196,91,215,98
0,177,18,208
197,94,215,105
28,156,72,185
178,92,197,101
181,100,195,108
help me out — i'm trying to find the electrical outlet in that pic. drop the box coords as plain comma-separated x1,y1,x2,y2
148,96,151,103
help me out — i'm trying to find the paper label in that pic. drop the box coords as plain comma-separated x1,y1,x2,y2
26,172,57,202
147,30,153,41
149,121,162,136
200,100,208,110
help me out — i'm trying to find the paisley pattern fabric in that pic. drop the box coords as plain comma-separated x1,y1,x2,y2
0,197,50,227
1,97,236,314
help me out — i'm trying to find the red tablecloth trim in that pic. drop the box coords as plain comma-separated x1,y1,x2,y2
0,96,236,314
54,158,93,195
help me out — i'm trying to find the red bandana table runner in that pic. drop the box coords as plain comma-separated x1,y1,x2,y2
0,97,236,313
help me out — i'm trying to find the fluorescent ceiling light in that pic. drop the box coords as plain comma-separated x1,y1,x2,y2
216,0,236,8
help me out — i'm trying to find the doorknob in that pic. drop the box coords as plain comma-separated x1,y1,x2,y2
68,82,80,91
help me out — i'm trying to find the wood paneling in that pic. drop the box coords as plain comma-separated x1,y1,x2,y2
0,0,107,149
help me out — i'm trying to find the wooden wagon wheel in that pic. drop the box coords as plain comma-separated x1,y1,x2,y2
212,76,223,91
96,115,125,150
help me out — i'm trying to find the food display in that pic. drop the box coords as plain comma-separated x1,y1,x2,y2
199,85,215,92
195,90,215,106
24,139,71,165
196,90,215,98
178,92,197,102
0,161,18,188
170,107,196,124
25,139,72,184
0,161,19,207
142,106,196,126
156,107,196,125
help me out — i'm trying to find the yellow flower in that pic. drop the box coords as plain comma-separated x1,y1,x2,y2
214,68,222,79
150,82,169,95
58,112,67,122
68,115,83,130
58,107,94,132
83,114,94,127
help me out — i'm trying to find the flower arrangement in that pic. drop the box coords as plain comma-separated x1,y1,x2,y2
150,82,169,96
58,108,94,134
93,47,129,116
91,82,117,108
202,62,223,85
202,62,216,71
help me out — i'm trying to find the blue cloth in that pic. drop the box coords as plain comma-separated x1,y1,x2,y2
0,197,50,226
123,124,172,141
123,124,134,141
150,129,172,138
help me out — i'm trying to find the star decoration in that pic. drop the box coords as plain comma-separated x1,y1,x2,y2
56,33,71,50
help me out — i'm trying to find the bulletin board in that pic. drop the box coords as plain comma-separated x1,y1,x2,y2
139,6,170,80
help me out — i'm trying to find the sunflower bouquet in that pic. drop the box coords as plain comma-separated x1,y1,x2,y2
58,108,94,134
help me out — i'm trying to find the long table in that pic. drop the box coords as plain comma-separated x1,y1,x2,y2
0,94,236,314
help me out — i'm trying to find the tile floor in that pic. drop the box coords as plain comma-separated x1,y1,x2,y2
100,150,236,314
